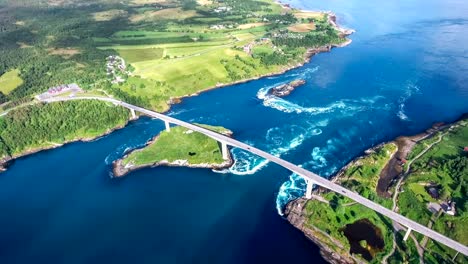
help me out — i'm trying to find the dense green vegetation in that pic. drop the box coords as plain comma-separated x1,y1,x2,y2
0,0,347,162
340,143,397,208
0,0,347,112
302,143,396,263
397,120,468,263
272,16,344,48
301,119,468,263
122,124,231,167
0,100,129,157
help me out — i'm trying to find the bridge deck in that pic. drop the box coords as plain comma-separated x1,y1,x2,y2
43,96,468,256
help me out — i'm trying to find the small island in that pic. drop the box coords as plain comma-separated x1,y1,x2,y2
0,0,354,168
269,79,306,97
286,115,468,263
113,124,233,177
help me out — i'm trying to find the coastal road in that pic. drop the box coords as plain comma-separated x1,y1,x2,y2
42,96,468,256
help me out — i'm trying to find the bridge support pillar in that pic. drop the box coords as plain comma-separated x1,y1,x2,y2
221,142,229,160
130,109,136,119
164,121,171,132
305,179,313,199
403,227,412,241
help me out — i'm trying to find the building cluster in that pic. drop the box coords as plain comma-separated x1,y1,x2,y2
209,24,235,30
35,83,82,100
214,6,232,13
425,183,457,216
242,38,271,55
272,31,305,39
106,55,128,84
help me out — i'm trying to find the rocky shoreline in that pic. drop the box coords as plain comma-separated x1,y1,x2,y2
0,120,131,172
284,114,468,264
269,79,306,97
112,130,234,177
162,10,354,113
285,198,359,264
0,6,354,172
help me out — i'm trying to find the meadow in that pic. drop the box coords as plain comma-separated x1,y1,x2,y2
397,120,468,263
0,69,23,95
0,0,344,112
301,119,468,264
302,143,398,263
122,124,231,166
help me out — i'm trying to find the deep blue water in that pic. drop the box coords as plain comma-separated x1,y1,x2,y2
1,0,467,263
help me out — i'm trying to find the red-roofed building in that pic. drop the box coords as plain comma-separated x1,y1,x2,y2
464,146,468,152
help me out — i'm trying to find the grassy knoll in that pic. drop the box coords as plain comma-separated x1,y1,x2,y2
299,143,397,262
0,100,130,158
296,119,468,263
121,124,231,167
397,119,468,263
339,143,397,208
303,194,394,262
0,69,23,95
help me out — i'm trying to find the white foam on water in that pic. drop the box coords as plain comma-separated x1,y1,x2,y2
168,108,192,116
397,83,420,121
283,66,319,79
276,173,307,215
228,148,270,175
229,121,326,176
397,105,409,121
311,128,322,136
104,142,144,165
263,97,355,115
258,89,383,116
275,136,352,214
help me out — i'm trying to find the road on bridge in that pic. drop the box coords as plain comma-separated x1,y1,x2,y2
42,96,468,256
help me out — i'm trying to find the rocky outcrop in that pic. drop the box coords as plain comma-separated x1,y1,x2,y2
285,198,359,264
269,79,306,97
112,155,233,177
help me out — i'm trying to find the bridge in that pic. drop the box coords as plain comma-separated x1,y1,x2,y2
42,96,468,256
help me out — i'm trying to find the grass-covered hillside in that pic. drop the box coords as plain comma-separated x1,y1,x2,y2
0,100,130,158
397,120,468,263
299,143,399,263
121,124,231,167
0,0,347,112
292,118,468,264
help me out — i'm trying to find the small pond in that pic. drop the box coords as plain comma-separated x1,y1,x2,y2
341,219,385,261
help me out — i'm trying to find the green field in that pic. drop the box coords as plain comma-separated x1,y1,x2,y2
340,143,397,208
300,143,397,263
122,124,231,166
0,0,345,112
397,120,468,262
298,119,468,264
117,48,164,63
0,69,23,95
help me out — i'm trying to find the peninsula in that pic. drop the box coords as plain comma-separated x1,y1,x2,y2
285,116,468,263
0,0,353,169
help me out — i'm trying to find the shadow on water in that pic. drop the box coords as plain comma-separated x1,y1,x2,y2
341,219,385,261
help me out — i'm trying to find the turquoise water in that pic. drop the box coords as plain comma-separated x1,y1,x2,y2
1,0,467,263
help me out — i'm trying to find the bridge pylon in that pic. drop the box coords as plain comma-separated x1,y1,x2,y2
130,109,136,119
305,179,314,199
164,120,171,132
221,141,229,160
403,227,412,241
